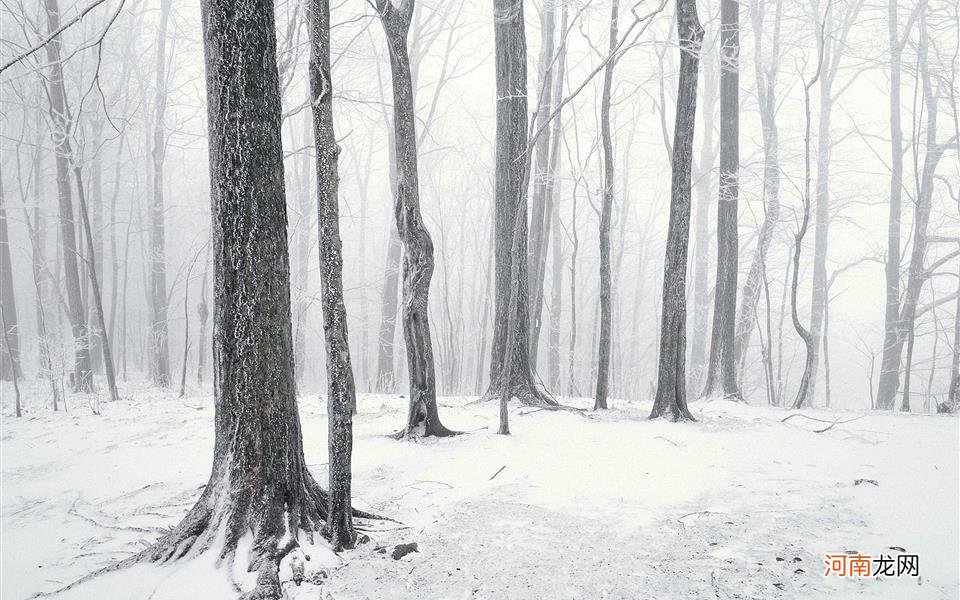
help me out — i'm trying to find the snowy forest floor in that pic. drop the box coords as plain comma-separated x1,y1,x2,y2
1,382,958,600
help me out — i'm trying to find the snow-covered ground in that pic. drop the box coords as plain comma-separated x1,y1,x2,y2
1,383,958,599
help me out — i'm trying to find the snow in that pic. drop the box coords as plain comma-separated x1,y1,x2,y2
2,382,958,599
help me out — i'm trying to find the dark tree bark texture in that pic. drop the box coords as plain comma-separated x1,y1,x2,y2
650,0,703,422
309,0,358,550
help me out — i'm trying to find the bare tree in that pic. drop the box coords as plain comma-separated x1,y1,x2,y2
0,165,22,383
487,0,558,408
650,0,704,421
595,0,620,410
96,2,377,595
790,11,826,409
148,0,172,387
377,0,455,437
735,0,782,369
309,0,359,549
702,0,741,400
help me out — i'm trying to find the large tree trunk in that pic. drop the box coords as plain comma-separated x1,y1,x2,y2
702,0,740,400
377,0,454,437
125,3,370,595
595,0,619,410
650,0,703,422
0,165,22,382
735,0,781,368
309,0,358,549
43,0,92,392
148,0,172,387
486,0,557,407
526,0,557,369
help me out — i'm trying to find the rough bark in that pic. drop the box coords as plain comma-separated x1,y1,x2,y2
43,0,92,392
487,0,557,408
113,3,372,595
701,0,740,400
650,0,703,422
377,0,454,437
148,0,172,388
308,0,358,549
595,0,619,410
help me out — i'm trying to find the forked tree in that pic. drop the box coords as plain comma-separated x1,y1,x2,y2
650,0,703,421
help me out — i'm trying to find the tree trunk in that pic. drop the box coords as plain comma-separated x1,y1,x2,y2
735,0,781,368
308,0,358,549
0,165,22,382
546,0,570,394
877,0,906,410
595,0,619,410
131,3,370,594
73,165,120,405
650,0,703,421
377,0,454,437
789,40,824,409
148,0,172,388
486,0,557,408
946,282,959,412
688,19,717,396
880,13,944,411
702,0,740,400
526,0,557,369
43,0,92,392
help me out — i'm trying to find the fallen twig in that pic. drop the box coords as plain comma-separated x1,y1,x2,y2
488,465,507,481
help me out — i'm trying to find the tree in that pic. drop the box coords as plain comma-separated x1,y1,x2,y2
650,0,704,421
595,0,619,410
0,165,22,383
376,0,455,437
309,0,358,549
43,0,93,392
97,1,373,594
527,0,557,369
702,0,741,400
790,12,826,409
148,0,172,387
878,7,953,411
488,0,558,408
735,0,782,369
